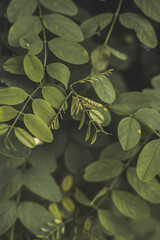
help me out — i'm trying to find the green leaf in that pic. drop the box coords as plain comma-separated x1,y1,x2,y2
40,0,78,16
18,202,54,236
143,89,160,110
133,0,160,22
137,139,160,182
61,175,73,192
24,54,44,82
7,0,38,23
48,203,62,220
3,56,25,74
0,124,10,136
91,75,116,104
46,63,70,89
97,107,111,127
24,167,62,202
112,190,150,219
32,99,56,125
119,13,158,48
107,45,128,60
84,159,123,182
81,13,113,39
43,14,83,42
89,109,104,123
0,168,23,201
0,106,17,122
0,154,25,170
109,92,151,115
64,142,92,173
20,34,43,55
135,108,160,131
127,167,160,203
151,74,160,89
48,37,89,65
8,16,42,47
0,87,28,105
118,117,141,151
14,127,36,148
74,188,91,207
42,86,66,110
0,201,18,235
23,114,53,142
91,187,108,205
62,197,75,212
98,209,131,237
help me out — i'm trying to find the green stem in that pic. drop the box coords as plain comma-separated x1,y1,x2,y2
104,0,123,45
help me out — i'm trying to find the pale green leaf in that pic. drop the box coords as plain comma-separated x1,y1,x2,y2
24,167,62,202
109,92,151,115
135,108,160,130
84,159,123,182
3,56,25,74
43,14,83,42
107,45,128,60
46,63,70,89
0,124,10,136
14,127,36,148
137,139,160,181
18,202,54,236
74,188,91,207
62,197,75,212
91,75,116,104
23,114,53,142
32,99,56,125
40,0,78,16
20,34,43,55
81,13,113,39
7,0,38,23
89,109,104,123
48,203,62,220
24,54,44,82
0,201,18,235
42,86,66,110
118,117,141,151
0,87,28,105
0,106,17,122
61,175,73,192
112,190,150,219
91,187,108,204
97,107,111,127
48,37,89,65
127,167,160,203
8,16,42,47
119,13,158,48
133,0,160,22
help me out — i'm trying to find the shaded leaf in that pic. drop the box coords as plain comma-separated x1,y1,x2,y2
14,127,36,148
0,87,28,105
0,154,25,170
62,197,75,212
91,187,108,204
20,34,43,55
48,203,62,220
151,74,160,89
3,56,25,75
74,188,91,207
0,124,10,136
0,106,17,122
143,89,160,110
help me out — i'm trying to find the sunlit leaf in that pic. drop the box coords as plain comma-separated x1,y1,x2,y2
62,197,75,212
0,106,17,122
61,175,73,192
0,124,10,136
14,127,36,148
3,56,25,74
89,109,104,123
0,87,28,105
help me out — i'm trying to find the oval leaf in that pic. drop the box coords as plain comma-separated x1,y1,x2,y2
74,188,91,207
14,127,36,148
0,106,17,122
0,87,27,105
3,56,25,75
48,37,89,65
0,124,10,136
20,34,43,55
61,175,73,192
23,114,53,142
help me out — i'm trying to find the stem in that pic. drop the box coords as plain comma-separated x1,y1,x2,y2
104,0,123,45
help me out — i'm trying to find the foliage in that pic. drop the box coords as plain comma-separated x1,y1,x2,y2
0,0,160,240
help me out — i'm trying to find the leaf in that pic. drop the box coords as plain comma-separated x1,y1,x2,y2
0,106,17,122
91,187,108,204
107,45,128,60
40,0,78,16
24,54,44,82
109,92,151,115
0,168,23,201
0,154,25,170
97,107,111,127
112,190,150,219
0,124,10,136
98,209,131,237
64,142,92,173
61,175,73,192
89,109,104,123
91,131,98,145
20,34,43,55
91,75,116,104
14,127,36,148
23,114,53,142
48,37,89,65
3,56,25,75
43,14,84,42
151,74,160,89
0,201,18,235
42,86,66,110
78,111,85,130
127,167,160,203
81,13,113,39
74,188,91,207
24,167,62,202
133,0,160,22
48,203,62,220
46,63,70,89
137,139,160,182
7,0,38,23
8,16,42,47
143,89,160,110
85,121,91,141
32,99,56,125
135,108,160,131
18,202,54,236
119,13,158,48
0,87,28,105
62,197,75,212
118,117,141,151
84,159,123,182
